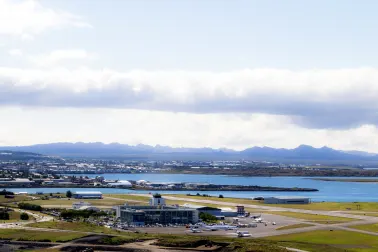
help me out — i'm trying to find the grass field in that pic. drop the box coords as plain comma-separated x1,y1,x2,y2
350,223,378,233
267,211,357,224
23,249,61,252
262,202,378,212
26,198,127,208
0,229,86,242
275,223,314,230
27,221,127,235
169,194,262,205
104,194,150,202
267,230,378,252
0,195,30,204
168,194,378,212
0,210,36,223
26,221,331,252
345,212,378,217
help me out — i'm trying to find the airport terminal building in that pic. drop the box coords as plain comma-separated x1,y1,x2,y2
118,205,199,226
115,194,198,225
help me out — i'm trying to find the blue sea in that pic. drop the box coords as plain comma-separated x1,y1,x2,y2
3,174,378,202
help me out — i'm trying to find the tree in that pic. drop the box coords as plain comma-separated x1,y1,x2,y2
20,212,29,220
0,211,9,220
0,189,14,195
18,203,42,211
218,194,224,198
199,212,217,223
66,190,72,198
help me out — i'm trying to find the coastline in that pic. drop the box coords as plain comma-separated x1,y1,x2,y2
0,184,318,192
310,178,378,183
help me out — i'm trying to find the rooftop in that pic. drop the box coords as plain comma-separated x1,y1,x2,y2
74,191,102,194
266,196,310,200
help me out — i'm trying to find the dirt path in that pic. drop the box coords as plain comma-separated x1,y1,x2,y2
122,239,196,252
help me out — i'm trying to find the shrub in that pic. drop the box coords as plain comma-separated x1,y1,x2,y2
219,194,224,198
20,212,29,220
199,212,217,223
0,189,14,195
0,211,10,220
60,209,107,219
18,203,42,211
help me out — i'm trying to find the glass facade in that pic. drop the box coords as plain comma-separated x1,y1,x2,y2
120,206,198,225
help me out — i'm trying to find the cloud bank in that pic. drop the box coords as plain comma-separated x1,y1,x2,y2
0,67,377,129
0,107,377,151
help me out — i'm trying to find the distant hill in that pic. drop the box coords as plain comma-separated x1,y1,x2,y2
0,150,60,161
1,142,378,163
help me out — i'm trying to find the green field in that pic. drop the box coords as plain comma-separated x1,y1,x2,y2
169,194,262,205
268,211,357,224
350,223,378,233
26,221,328,252
0,210,36,223
276,223,314,230
345,212,378,217
264,202,378,212
0,229,86,242
26,198,127,208
0,195,30,204
267,230,378,252
167,194,378,212
27,221,126,235
104,194,150,202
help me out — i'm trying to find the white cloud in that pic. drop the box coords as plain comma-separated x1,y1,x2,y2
0,106,378,152
30,49,98,66
0,66,378,129
8,49,23,56
0,0,91,38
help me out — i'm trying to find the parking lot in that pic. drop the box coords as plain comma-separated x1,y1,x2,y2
132,213,304,237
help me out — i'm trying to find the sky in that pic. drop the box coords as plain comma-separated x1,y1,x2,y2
1,0,378,151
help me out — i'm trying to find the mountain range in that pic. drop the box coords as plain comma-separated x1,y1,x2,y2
0,150,59,161
0,142,377,163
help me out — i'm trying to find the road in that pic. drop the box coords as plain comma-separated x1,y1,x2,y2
0,195,377,252
142,194,378,237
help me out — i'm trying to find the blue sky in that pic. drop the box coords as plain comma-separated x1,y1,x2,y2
5,0,378,70
1,0,378,151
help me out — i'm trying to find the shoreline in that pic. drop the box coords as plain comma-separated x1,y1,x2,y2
310,178,378,183
0,185,318,192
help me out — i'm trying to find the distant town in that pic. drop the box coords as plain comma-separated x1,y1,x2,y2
1,152,378,179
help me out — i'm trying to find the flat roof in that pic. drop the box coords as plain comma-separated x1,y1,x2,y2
183,203,220,210
74,191,102,194
266,196,309,200
122,208,196,212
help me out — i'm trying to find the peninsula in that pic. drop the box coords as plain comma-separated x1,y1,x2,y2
310,178,378,183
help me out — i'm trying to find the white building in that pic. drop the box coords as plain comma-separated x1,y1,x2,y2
107,180,132,188
149,194,166,206
136,180,148,185
264,196,310,204
73,191,102,199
